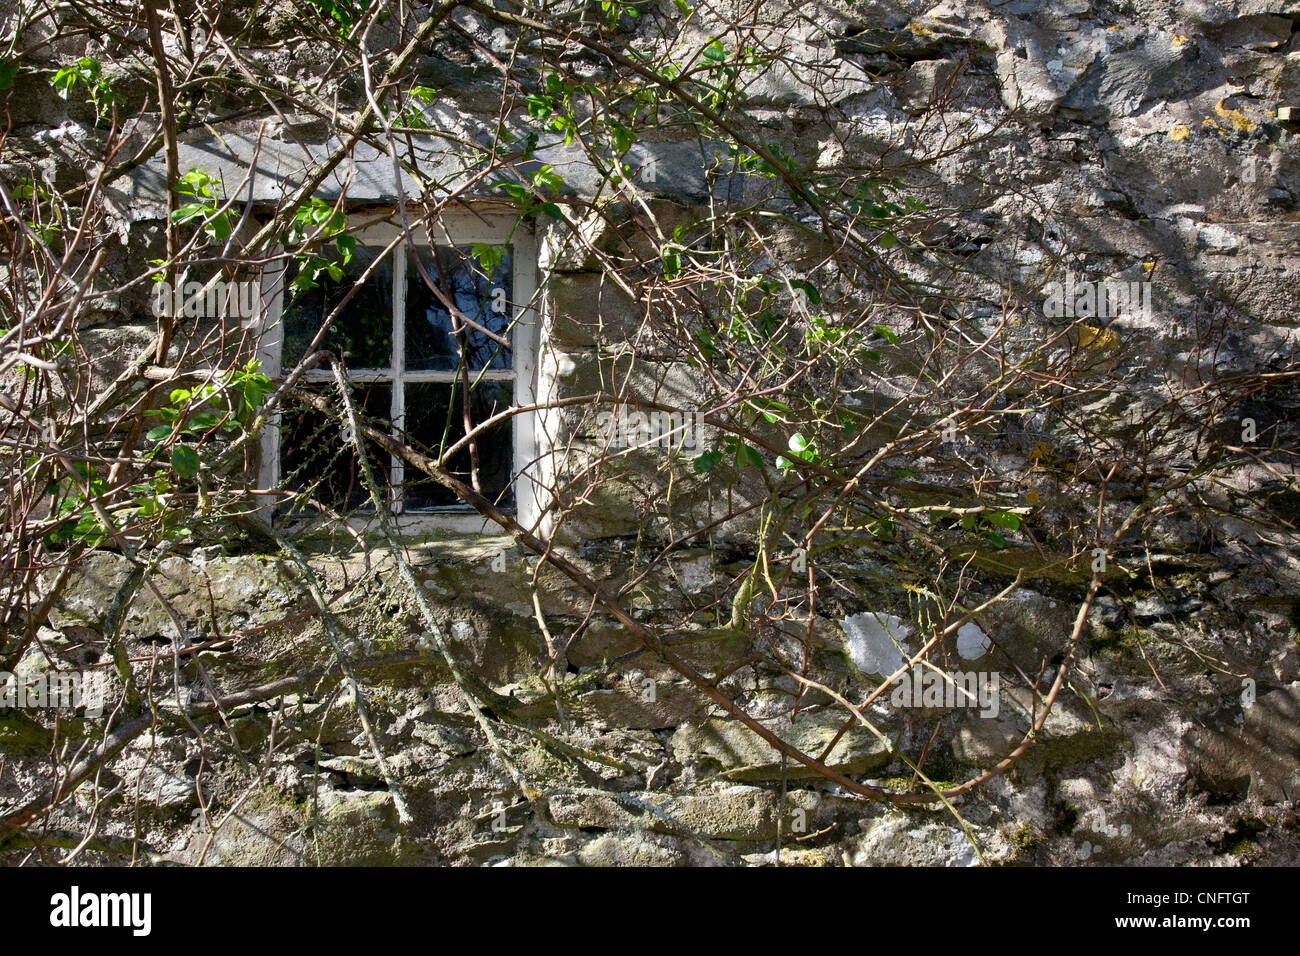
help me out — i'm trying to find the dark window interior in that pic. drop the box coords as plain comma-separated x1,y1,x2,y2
278,243,517,518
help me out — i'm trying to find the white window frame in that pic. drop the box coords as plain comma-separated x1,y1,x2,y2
256,209,541,534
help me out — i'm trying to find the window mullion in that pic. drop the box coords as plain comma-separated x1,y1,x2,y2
391,247,406,514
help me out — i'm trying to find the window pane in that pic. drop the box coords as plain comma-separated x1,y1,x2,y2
279,382,392,514
282,246,393,370
401,381,514,511
405,246,512,372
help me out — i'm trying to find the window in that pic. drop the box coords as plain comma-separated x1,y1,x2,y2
257,214,539,532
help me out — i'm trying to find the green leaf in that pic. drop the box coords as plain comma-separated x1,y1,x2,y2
693,450,723,474
50,63,82,98
0,58,18,91
177,168,217,198
750,398,789,423
791,279,820,305
788,433,810,454
526,94,553,120
335,233,355,266
662,248,681,279
532,165,564,194
470,243,506,272
185,412,222,432
985,511,1022,531
204,212,232,241
170,202,210,224
734,442,763,470
609,122,635,155
693,328,715,361
987,532,1007,550
872,324,899,345
171,445,200,479
146,425,172,442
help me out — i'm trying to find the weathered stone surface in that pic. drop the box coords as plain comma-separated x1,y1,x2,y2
1063,36,1193,121
550,785,825,842
653,786,825,841
546,273,647,348
1185,683,1300,804
575,831,686,866
670,712,893,781
847,811,978,867
952,687,1108,769
571,682,708,731
895,60,960,111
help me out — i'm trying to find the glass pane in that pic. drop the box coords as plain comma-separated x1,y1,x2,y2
279,382,392,514
282,246,393,370
401,381,514,511
405,246,512,372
